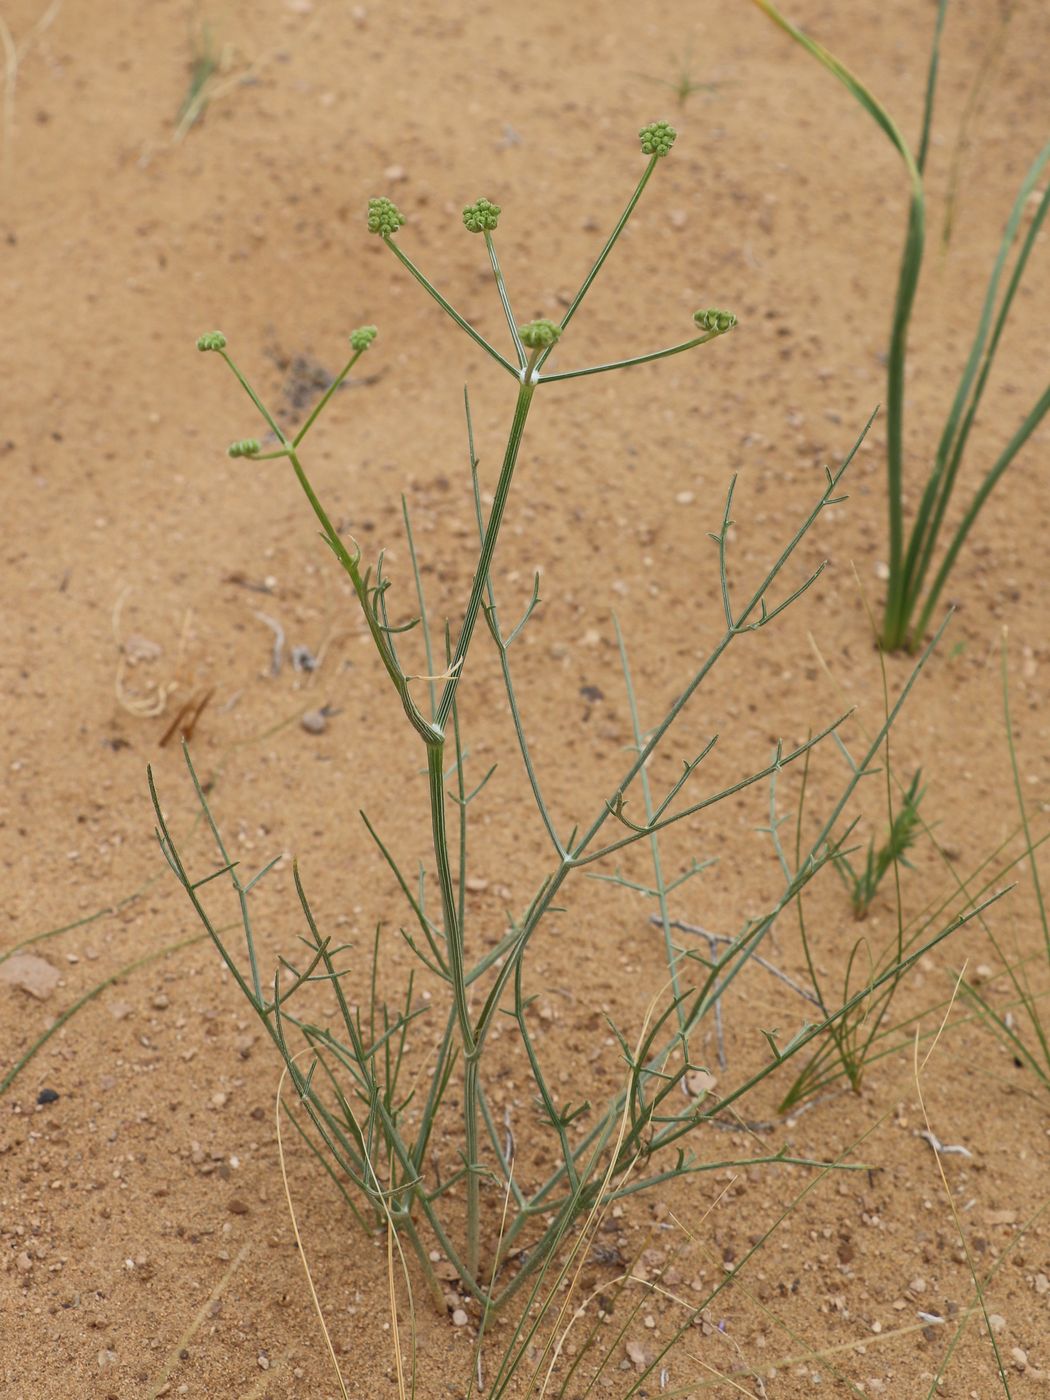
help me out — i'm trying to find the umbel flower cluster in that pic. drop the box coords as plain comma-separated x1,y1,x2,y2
639,120,677,156
694,308,737,333
367,197,406,237
349,325,378,351
517,319,562,350
462,197,501,233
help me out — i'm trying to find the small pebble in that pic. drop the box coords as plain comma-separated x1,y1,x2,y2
452,1308,468,1327
1011,1347,1027,1371
227,1198,250,1215
37,1087,60,1105
300,709,327,735
685,1068,716,1098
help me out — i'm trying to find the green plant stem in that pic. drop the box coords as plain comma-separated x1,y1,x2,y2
535,155,659,376
292,346,367,447
484,231,527,369
881,190,926,648
382,237,517,376
435,378,537,730
539,325,730,383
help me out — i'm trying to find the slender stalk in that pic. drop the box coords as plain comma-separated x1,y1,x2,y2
881,192,925,648
292,346,366,448
534,155,659,374
484,231,527,369
383,237,518,376
436,378,537,729
539,325,730,383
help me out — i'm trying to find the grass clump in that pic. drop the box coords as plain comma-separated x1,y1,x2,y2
153,124,982,1316
834,768,925,920
753,0,1050,653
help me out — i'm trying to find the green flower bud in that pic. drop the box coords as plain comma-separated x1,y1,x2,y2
197,331,227,352
349,325,378,351
367,197,406,238
227,438,261,458
462,197,501,233
694,308,737,333
518,318,562,349
639,121,677,157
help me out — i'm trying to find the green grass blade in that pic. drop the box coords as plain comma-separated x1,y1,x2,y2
748,0,927,650
916,0,950,176
904,147,1050,637
913,378,1050,642
1,933,208,1097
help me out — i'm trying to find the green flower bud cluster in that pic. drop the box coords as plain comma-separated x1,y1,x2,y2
196,331,227,352
227,439,261,458
349,325,378,351
462,197,501,233
693,308,737,333
518,319,562,349
639,121,676,157
367,197,406,237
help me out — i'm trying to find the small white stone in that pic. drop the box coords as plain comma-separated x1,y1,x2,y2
452,1308,469,1327
300,709,327,735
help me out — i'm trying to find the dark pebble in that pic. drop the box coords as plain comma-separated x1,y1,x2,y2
37,1087,60,1105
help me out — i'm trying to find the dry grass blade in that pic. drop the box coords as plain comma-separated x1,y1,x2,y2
913,968,1014,1396
147,1241,254,1399
0,0,63,188
276,1058,352,1400
277,1055,415,1400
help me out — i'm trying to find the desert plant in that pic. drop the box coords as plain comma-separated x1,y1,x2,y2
174,19,222,140
834,769,926,919
753,0,1050,653
630,44,727,108
152,125,982,1314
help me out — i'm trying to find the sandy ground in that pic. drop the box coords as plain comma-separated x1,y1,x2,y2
3,0,1050,1395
